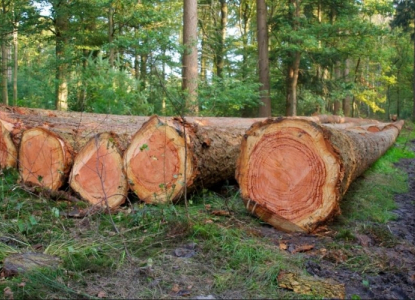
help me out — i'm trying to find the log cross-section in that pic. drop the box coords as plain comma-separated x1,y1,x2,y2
69,132,128,209
19,128,73,190
123,116,195,203
236,118,404,233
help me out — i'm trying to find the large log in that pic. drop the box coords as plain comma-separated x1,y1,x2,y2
123,115,261,204
236,118,404,233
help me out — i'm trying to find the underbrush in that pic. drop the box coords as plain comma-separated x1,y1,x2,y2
0,121,414,299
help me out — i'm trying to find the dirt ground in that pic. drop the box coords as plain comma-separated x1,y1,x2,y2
258,145,415,299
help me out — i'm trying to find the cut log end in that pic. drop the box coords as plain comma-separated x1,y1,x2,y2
0,121,17,169
124,116,195,204
69,132,128,209
237,119,342,232
19,128,73,190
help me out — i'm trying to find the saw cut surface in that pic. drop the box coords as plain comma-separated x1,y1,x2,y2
70,133,127,208
124,116,193,203
19,128,69,190
247,130,326,221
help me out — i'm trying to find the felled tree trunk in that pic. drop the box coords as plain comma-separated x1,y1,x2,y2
122,114,377,204
0,106,147,207
123,115,260,204
69,132,128,209
0,105,148,152
236,118,404,233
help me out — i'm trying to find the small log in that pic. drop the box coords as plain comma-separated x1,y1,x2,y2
19,127,73,190
69,132,128,209
0,121,17,169
236,118,404,233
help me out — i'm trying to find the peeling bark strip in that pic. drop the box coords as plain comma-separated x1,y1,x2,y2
69,132,128,209
236,118,404,233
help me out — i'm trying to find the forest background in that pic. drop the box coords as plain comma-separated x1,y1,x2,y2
0,0,414,120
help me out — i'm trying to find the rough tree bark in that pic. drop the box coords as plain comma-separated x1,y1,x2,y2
0,120,16,169
257,0,271,117
236,118,404,233
182,0,199,114
123,115,263,204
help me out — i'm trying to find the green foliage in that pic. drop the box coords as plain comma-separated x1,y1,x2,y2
70,55,150,115
198,77,261,116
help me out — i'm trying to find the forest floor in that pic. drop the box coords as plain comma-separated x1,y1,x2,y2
0,124,415,299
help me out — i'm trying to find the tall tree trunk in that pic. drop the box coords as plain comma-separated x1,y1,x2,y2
343,59,351,117
351,57,361,117
216,0,227,78
285,0,301,116
108,2,115,68
12,21,17,106
333,61,341,114
140,54,147,91
1,37,8,105
182,0,198,115
54,2,69,111
397,70,401,118
286,52,301,116
257,0,271,117
240,1,255,117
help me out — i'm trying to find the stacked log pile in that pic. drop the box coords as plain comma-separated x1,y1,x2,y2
0,105,404,231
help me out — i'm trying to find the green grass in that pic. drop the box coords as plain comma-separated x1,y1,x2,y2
338,128,415,224
0,121,414,299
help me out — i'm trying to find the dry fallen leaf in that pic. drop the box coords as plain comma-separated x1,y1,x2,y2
211,210,230,216
291,244,315,254
171,284,180,293
279,241,288,250
97,291,107,298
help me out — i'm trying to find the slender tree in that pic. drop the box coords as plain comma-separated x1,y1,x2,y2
257,0,271,117
53,0,70,111
182,0,198,114
285,0,301,116
216,0,227,78
1,0,10,105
